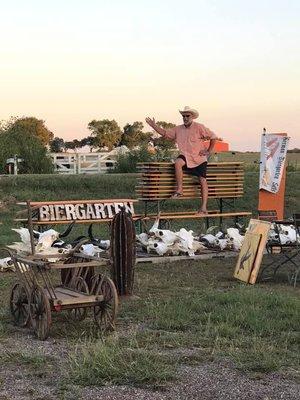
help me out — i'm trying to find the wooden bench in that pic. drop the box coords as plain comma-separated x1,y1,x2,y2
136,162,251,225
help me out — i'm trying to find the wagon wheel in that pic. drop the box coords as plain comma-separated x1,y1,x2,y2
93,276,118,332
90,273,103,295
29,286,51,340
68,277,89,321
61,256,77,286
9,282,30,327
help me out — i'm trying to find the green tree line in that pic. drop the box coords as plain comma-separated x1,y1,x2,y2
50,119,176,152
0,116,176,174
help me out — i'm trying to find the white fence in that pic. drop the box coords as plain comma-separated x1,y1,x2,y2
51,151,119,175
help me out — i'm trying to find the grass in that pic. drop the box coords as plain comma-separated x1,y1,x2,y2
68,337,177,386
1,254,299,387
63,260,300,386
0,350,52,371
213,151,300,170
0,172,299,388
118,261,300,373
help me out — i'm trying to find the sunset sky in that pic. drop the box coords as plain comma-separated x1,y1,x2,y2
1,0,300,150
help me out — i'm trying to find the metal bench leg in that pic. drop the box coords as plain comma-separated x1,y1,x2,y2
205,217,209,230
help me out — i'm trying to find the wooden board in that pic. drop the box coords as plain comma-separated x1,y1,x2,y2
137,250,238,264
138,195,243,201
140,211,252,221
137,161,244,165
51,286,102,306
14,215,143,225
20,199,138,206
234,232,262,282
49,260,108,269
137,189,243,194
247,219,271,284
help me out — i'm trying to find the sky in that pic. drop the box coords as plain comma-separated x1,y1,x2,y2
1,0,300,151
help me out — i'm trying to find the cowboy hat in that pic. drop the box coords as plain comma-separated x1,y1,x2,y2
179,106,199,119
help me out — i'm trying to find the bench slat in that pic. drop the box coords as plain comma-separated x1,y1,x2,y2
139,195,243,200
137,182,243,190
14,215,143,225
141,211,251,220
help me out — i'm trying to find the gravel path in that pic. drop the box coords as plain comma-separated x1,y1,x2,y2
0,333,299,400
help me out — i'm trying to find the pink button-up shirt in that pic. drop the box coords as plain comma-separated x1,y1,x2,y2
165,122,217,168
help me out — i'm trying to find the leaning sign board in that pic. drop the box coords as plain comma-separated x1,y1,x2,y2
247,219,271,284
234,219,271,284
17,199,137,224
233,232,262,282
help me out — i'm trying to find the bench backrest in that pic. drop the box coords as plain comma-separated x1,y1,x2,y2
136,162,244,200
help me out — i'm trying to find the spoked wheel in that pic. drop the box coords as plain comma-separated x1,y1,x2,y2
94,276,118,332
68,277,89,321
287,266,300,288
90,273,103,295
10,282,30,327
29,286,51,340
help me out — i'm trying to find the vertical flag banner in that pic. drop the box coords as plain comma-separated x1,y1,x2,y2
259,134,289,193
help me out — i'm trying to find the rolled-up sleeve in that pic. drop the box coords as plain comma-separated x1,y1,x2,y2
164,127,176,140
201,125,217,140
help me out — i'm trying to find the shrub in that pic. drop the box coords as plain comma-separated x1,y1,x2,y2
113,145,175,173
113,145,153,173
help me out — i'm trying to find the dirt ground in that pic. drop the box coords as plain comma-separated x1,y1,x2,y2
0,330,299,400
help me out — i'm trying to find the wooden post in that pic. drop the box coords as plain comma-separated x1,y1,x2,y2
27,200,35,255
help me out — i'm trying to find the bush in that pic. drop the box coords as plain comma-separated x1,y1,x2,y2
113,145,153,173
113,145,175,173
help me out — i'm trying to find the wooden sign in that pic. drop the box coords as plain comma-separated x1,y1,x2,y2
247,219,271,284
31,200,136,222
233,219,271,284
234,233,262,282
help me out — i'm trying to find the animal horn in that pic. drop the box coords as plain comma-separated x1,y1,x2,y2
33,231,40,239
59,221,76,238
88,223,94,240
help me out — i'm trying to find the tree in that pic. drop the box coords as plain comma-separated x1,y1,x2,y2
0,124,53,174
49,137,65,152
153,121,176,150
64,141,75,151
79,136,97,152
120,121,152,149
87,119,122,150
3,117,54,145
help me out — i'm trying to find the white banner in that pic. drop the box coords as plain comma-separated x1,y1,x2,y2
259,134,289,193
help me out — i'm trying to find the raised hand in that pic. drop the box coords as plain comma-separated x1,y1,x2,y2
145,117,156,129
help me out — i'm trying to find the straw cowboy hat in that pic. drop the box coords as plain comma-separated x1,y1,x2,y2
179,106,199,119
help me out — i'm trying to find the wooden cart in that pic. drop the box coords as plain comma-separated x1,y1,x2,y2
8,250,118,340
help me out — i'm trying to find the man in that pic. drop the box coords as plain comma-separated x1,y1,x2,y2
145,106,217,215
